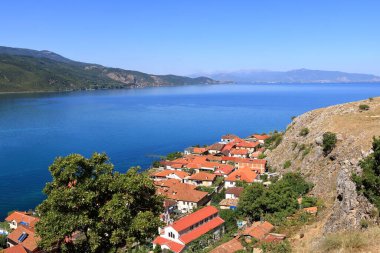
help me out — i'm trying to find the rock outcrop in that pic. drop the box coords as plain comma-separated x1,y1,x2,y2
265,97,380,233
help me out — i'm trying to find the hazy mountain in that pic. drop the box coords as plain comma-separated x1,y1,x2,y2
0,46,217,92
204,69,380,83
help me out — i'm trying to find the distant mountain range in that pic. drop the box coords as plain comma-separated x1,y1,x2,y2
0,46,217,93
201,69,380,83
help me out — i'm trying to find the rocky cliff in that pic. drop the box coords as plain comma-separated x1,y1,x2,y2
265,97,380,233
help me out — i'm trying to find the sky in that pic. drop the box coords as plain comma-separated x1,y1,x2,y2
1,0,380,76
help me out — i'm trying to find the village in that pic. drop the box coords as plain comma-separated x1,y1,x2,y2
1,133,318,253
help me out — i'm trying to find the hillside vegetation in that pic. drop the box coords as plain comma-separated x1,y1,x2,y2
265,97,380,252
0,46,217,92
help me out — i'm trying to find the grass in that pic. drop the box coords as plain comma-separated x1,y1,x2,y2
318,226,380,253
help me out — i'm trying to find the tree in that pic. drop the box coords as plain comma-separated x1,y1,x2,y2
238,183,266,221
322,132,337,156
353,137,380,210
359,104,370,111
166,152,182,161
35,153,163,252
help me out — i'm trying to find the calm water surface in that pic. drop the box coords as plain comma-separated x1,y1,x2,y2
1,83,380,217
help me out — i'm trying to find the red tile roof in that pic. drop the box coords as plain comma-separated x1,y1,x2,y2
214,164,234,175
188,172,216,181
193,147,207,154
252,134,270,140
303,206,318,214
221,134,238,140
230,149,249,155
225,168,257,183
7,225,39,252
179,217,225,244
2,245,28,253
225,187,244,197
242,221,274,240
153,236,186,253
5,211,39,228
153,170,190,179
171,206,219,232
235,141,260,148
210,238,244,253
208,143,225,151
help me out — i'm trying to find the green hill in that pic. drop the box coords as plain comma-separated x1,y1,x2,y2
0,46,217,92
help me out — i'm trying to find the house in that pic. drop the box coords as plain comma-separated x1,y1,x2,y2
184,147,207,155
213,164,234,177
219,198,239,210
184,172,217,187
225,187,244,199
236,158,267,174
241,221,274,241
207,143,225,154
251,134,270,144
6,225,40,253
235,141,260,153
161,199,178,225
5,212,39,230
155,179,210,213
210,237,244,253
153,206,225,253
225,168,257,188
151,170,190,182
229,148,249,158
221,134,239,143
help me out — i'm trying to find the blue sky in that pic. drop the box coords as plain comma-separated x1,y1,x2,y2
1,0,380,75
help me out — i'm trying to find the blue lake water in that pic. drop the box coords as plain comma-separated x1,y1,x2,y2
0,83,380,218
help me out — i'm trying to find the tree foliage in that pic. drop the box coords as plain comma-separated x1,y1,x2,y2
166,152,182,161
238,173,313,222
352,137,380,211
35,153,163,252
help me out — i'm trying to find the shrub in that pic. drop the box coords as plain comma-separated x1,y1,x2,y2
302,146,312,159
258,153,267,159
291,116,296,120
299,127,310,137
302,196,318,208
352,137,380,210
321,235,343,252
369,97,374,102
359,104,370,111
322,132,337,156
283,160,291,169
360,219,369,229
261,240,292,253
265,132,283,150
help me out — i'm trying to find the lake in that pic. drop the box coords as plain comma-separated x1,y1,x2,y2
0,83,380,218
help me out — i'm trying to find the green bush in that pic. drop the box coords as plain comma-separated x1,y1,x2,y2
352,137,380,210
261,240,292,253
283,160,291,169
265,132,283,150
360,219,369,229
359,104,370,111
299,128,310,137
166,151,182,160
322,132,337,156
301,196,318,208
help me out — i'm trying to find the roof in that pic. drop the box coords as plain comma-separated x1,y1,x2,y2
2,245,28,253
208,143,225,151
242,221,274,240
5,211,39,228
188,172,216,181
225,168,257,183
225,187,244,197
261,233,286,243
209,238,244,253
219,198,239,207
221,134,238,140
251,134,270,140
7,225,39,252
193,147,207,154
156,182,208,203
153,170,189,179
179,217,225,244
230,149,249,155
235,141,260,148
153,236,186,253
171,206,219,232
214,164,234,175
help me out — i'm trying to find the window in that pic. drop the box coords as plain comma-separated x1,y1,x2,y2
168,232,175,239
